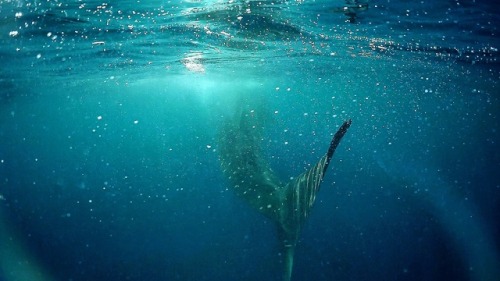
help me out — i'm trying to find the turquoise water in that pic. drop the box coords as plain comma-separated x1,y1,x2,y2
0,1,499,281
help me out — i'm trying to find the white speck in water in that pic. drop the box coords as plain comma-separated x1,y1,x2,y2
206,144,212,149
36,54,42,59
267,204,272,208
133,120,139,124
97,115,102,120
15,12,23,18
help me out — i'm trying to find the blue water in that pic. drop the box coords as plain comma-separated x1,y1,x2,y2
0,1,499,281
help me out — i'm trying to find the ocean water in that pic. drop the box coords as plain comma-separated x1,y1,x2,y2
0,1,499,281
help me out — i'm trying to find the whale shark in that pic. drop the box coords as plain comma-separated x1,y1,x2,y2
218,106,351,281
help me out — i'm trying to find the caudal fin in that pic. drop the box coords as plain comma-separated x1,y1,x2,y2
278,119,351,281
218,111,351,281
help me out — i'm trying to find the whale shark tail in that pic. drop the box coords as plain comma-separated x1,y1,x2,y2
218,106,351,281
277,119,351,281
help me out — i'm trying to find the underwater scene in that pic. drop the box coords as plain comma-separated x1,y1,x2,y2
0,0,499,280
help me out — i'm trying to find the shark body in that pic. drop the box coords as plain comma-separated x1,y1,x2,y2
219,107,351,281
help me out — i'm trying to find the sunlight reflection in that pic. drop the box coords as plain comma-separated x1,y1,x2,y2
182,52,206,73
